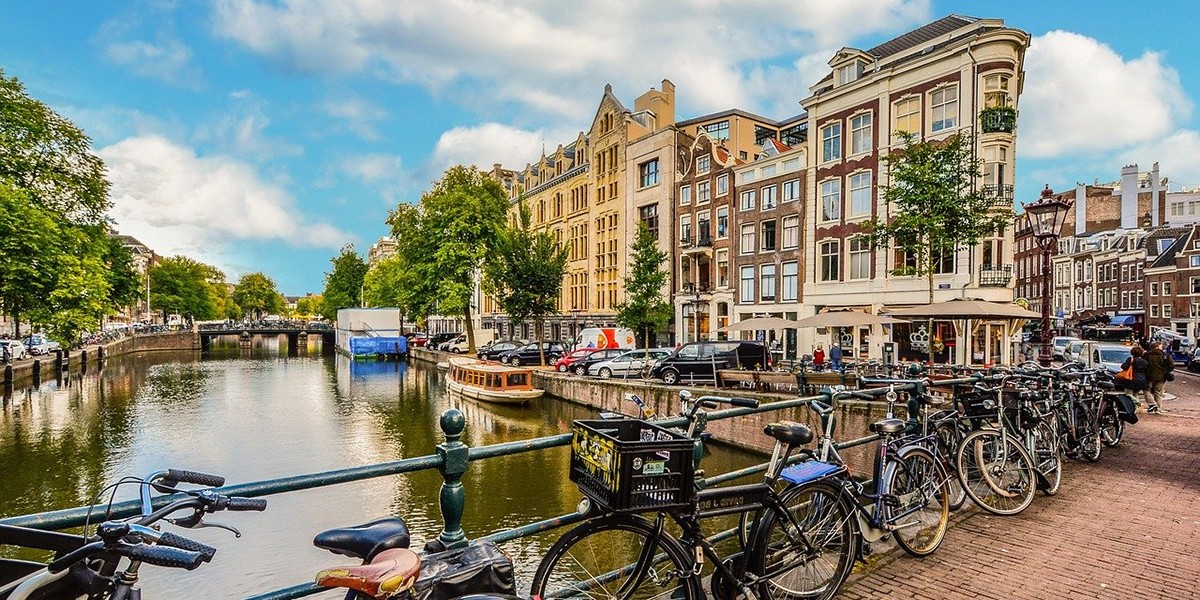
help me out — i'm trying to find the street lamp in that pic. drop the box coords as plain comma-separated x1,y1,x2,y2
1023,185,1072,367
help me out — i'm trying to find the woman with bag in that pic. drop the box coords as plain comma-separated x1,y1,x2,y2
1144,341,1173,413
1117,345,1150,410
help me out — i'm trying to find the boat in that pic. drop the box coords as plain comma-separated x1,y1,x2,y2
445,357,544,405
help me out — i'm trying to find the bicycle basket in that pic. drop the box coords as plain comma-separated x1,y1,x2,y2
569,419,695,512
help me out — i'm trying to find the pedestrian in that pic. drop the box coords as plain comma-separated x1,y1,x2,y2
829,343,843,372
813,344,825,372
1117,345,1150,409
1144,341,1173,413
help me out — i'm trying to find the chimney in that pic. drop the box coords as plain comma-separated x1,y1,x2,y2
1121,164,1138,229
1075,184,1087,235
1151,162,1161,226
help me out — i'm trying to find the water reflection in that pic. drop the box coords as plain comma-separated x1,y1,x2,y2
0,349,763,597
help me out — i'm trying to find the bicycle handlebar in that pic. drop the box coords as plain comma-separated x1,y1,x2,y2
163,469,226,488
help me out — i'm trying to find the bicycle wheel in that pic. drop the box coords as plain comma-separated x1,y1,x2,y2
956,429,1036,516
1076,405,1102,462
884,446,949,557
749,481,858,600
530,514,701,600
1099,400,1124,447
1032,419,1062,496
932,421,967,511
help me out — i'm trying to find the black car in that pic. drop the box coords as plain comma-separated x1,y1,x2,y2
477,340,521,361
648,341,770,385
567,348,628,376
499,342,566,366
427,332,460,351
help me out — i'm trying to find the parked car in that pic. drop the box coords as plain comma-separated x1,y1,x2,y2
22,334,61,356
1063,340,1085,363
648,340,770,385
477,340,521,361
447,329,497,353
1189,346,1200,373
428,332,460,351
588,348,673,378
1051,336,1080,360
499,342,566,366
554,348,598,372
567,349,627,376
1080,341,1132,374
0,340,29,361
407,332,430,347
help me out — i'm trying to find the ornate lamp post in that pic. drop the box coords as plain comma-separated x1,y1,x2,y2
1023,185,1072,366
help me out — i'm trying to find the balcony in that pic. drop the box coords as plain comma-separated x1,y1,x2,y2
979,106,1017,134
979,264,1013,287
681,232,714,255
982,184,1014,212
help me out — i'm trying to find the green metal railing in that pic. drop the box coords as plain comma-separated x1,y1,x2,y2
1,376,990,599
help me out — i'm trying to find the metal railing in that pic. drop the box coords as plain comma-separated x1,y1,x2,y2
0,376,989,599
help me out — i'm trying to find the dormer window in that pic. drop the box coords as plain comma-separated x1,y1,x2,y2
836,61,863,86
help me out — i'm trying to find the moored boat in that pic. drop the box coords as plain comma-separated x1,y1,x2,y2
446,357,544,405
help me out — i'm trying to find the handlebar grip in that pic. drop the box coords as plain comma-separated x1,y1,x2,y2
47,541,105,574
225,497,268,511
165,469,225,488
117,544,206,570
156,532,217,562
728,397,759,408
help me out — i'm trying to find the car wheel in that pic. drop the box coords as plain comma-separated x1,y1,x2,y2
661,369,679,385
511,357,521,367
599,368,612,379
558,364,568,372
452,348,462,354
574,365,586,376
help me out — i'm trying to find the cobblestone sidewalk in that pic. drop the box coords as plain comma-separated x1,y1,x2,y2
838,378,1200,600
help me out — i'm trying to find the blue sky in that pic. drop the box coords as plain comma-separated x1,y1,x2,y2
3,0,1199,294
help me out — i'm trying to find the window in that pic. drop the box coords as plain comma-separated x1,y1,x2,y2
740,224,756,254
1137,290,1144,308
638,204,659,239
716,207,729,238
716,250,729,288
821,122,842,162
849,239,871,280
755,125,776,146
680,215,692,245
983,145,1008,186
716,174,728,196
1164,281,1172,295
761,185,777,210
782,216,799,249
820,179,841,222
931,86,958,132
849,171,871,217
761,265,777,301
983,74,1011,108
893,96,920,139
639,159,659,187
698,212,711,243
1190,255,1200,267
820,241,840,282
782,179,800,203
761,220,777,252
934,248,955,274
705,121,730,141
1163,304,1172,318
697,181,711,204
740,266,755,302
781,262,798,302
697,155,711,174
680,185,691,205
1151,282,1159,296
1193,277,1200,294
1151,304,1159,318
850,113,873,155
740,189,756,211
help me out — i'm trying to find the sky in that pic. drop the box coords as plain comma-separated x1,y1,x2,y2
3,0,1199,294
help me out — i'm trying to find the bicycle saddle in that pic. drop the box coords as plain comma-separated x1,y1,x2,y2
314,517,411,560
316,547,421,599
868,418,906,434
763,421,813,446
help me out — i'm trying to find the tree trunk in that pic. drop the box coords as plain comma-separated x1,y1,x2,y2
12,309,20,338
927,240,936,367
463,305,476,354
537,318,546,366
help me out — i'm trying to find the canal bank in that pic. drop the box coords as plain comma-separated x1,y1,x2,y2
1,331,199,389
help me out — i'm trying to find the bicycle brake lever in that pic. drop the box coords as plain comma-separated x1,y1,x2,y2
167,509,205,529
194,519,241,538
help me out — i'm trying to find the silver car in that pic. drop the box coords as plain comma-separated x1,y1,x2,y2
1,340,29,361
588,348,672,378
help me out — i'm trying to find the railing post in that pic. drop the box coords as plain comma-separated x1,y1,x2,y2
432,408,469,551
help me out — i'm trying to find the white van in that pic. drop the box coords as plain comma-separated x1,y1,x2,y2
447,329,498,353
574,327,636,351
1080,341,1132,373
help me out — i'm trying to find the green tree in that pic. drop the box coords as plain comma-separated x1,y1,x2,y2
386,204,439,328
233,272,284,319
209,282,241,321
0,180,60,337
483,200,568,363
320,245,367,322
149,256,223,321
102,234,141,313
616,223,672,348
295,294,322,318
0,70,109,225
34,234,111,344
859,133,1008,363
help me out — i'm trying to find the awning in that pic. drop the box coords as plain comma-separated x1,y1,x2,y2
1110,315,1137,326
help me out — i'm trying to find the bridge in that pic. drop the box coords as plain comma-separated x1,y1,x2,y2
196,323,335,352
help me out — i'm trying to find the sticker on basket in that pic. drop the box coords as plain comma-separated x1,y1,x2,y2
657,431,673,441
632,457,643,471
656,449,671,460
573,431,616,488
642,461,666,475
640,427,656,442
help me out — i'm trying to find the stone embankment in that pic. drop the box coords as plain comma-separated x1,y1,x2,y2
2,331,199,388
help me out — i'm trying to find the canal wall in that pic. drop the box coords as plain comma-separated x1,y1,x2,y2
2,332,199,388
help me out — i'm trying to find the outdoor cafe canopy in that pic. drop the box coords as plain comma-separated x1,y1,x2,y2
884,298,1041,320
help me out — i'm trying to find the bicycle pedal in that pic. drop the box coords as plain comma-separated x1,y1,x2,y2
882,494,902,508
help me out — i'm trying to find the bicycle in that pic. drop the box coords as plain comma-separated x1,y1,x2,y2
0,468,266,600
953,376,1039,516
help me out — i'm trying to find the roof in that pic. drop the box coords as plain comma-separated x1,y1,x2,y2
1146,227,1191,268
676,108,782,128
866,14,978,59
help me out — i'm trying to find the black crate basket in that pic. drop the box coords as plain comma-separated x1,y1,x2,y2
569,419,695,513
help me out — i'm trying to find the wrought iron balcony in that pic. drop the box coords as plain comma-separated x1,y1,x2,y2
982,184,1015,212
979,106,1017,134
979,264,1013,287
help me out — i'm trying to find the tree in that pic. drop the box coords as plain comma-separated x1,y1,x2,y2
101,234,141,313
615,223,672,349
149,256,223,321
208,282,242,321
858,133,1009,363
295,294,322,318
483,200,568,364
321,245,367,322
0,70,109,225
0,180,61,337
233,272,284,319
386,204,439,328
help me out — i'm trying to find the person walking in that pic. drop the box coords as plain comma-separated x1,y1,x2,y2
829,343,843,372
1117,345,1150,410
1144,341,1173,413
813,344,825,372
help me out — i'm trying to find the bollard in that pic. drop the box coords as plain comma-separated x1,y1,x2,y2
3,364,11,387
32,360,40,385
80,349,87,367
97,346,105,361
430,408,469,552
54,349,64,372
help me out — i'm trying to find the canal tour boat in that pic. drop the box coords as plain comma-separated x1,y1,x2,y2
446,356,544,405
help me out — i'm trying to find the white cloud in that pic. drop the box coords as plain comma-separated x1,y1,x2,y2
193,91,303,159
430,123,578,174
1021,31,1192,158
95,15,203,88
1120,130,1200,190
320,97,390,141
211,0,931,119
100,135,353,270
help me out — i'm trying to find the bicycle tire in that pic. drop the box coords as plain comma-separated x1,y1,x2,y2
529,514,701,600
956,429,1036,516
1099,401,1124,447
932,420,967,511
884,446,950,557
1033,418,1062,496
748,481,858,600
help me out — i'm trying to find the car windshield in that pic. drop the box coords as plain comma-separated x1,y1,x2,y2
1098,348,1128,363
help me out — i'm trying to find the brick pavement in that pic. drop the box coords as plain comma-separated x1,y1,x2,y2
837,373,1200,600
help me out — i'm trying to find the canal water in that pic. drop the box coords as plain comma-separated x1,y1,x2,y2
0,338,763,598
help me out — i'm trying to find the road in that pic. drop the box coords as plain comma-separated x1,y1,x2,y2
839,371,1200,600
